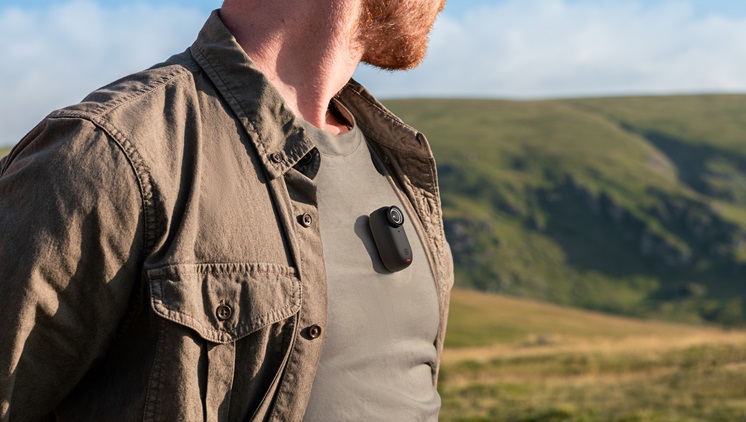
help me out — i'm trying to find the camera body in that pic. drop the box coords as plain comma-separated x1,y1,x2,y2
369,206,413,272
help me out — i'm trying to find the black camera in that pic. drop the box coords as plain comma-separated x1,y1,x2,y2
369,205,413,272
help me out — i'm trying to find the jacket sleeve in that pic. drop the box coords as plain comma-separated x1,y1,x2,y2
0,117,144,421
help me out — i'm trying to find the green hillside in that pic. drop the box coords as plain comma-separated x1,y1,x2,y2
385,95,746,324
441,288,746,421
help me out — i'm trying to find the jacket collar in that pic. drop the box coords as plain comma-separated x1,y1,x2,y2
336,80,435,161
190,10,434,181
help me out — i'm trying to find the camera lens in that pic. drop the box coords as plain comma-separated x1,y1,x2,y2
387,206,404,227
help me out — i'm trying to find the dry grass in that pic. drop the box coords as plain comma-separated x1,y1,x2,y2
440,289,746,421
445,288,712,348
443,330,746,367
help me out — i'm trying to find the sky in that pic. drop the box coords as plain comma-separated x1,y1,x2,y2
4,0,746,145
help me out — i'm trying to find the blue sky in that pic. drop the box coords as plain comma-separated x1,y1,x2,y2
5,0,746,145
450,0,746,18
7,0,746,19
7,0,746,16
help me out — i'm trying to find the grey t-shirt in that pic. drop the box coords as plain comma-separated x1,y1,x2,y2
300,109,441,421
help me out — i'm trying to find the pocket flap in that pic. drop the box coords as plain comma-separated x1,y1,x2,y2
148,263,301,343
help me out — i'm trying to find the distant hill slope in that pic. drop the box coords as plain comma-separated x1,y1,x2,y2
385,95,746,324
0,147,9,158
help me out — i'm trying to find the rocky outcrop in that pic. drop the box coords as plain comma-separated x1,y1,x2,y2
443,217,498,266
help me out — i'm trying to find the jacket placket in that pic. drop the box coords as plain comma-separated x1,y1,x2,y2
257,166,325,421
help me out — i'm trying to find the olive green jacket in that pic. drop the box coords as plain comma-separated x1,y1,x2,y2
0,11,453,421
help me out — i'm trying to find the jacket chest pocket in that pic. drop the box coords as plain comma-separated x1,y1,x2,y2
144,263,301,422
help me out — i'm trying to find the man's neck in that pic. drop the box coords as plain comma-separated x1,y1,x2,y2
220,1,363,135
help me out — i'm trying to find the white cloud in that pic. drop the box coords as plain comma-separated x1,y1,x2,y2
355,0,746,99
0,0,205,145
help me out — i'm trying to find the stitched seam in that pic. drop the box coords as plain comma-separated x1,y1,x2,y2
51,64,196,120
150,275,301,343
153,301,300,344
148,262,298,278
251,310,300,422
45,115,154,253
191,44,269,159
143,317,168,421
342,89,425,154
92,117,157,252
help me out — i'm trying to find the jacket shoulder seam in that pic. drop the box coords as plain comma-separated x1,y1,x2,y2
50,61,199,121
47,114,158,253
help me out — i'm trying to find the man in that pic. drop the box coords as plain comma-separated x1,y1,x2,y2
0,0,453,420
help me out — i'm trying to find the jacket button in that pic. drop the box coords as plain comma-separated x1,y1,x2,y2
216,304,232,321
270,152,284,163
309,325,322,339
300,213,313,227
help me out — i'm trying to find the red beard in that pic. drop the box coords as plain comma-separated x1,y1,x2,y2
357,0,446,70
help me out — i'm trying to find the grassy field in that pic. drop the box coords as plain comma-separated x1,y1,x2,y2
441,288,746,421
0,147,9,158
